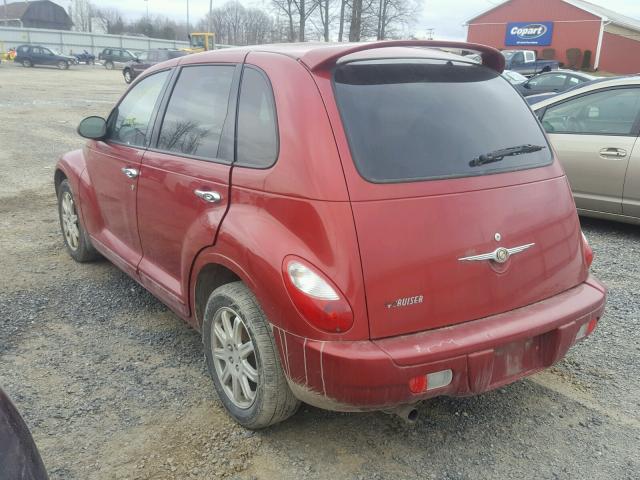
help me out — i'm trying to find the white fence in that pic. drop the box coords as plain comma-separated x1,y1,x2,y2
0,26,189,56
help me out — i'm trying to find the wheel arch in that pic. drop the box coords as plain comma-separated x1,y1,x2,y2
191,253,258,330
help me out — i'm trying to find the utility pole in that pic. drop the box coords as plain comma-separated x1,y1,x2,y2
208,0,212,33
144,0,149,19
186,0,190,37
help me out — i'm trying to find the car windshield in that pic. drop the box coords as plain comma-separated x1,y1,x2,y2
333,59,552,183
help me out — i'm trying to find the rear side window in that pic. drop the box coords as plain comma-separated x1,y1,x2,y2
334,60,552,183
157,65,235,160
236,67,278,168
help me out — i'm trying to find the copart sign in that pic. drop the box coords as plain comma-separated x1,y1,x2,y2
505,22,554,46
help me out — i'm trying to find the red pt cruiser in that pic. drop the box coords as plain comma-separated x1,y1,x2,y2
55,41,606,428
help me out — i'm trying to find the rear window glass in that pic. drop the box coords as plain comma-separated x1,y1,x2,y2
333,59,552,183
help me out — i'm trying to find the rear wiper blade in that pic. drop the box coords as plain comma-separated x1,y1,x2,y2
469,144,546,167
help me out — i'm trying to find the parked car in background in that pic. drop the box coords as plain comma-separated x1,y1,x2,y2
74,50,95,65
531,76,640,224
55,41,605,428
0,387,48,479
98,48,137,70
14,44,75,69
123,48,188,84
501,69,528,86
517,70,596,97
502,49,559,76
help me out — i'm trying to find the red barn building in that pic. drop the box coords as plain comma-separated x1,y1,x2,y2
466,0,640,74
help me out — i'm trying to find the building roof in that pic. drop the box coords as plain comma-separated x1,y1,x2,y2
467,0,640,33
0,1,30,19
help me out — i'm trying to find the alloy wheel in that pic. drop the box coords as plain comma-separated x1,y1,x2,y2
61,191,80,251
211,307,259,409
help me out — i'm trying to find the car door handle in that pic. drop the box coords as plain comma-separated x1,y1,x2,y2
194,189,222,203
121,167,139,178
599,148,627,159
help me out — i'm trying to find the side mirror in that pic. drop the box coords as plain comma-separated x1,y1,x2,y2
78,116,107,140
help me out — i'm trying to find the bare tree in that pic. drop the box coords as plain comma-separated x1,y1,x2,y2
348,0,362,41
291,0,318,42
338,0,349,41
95,8,125,35
313,0,338,41
373,0,420,39
69,0,95,32
271,0,297,41
199,2,275,46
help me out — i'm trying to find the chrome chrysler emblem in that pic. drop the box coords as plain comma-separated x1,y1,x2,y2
458,243,535,263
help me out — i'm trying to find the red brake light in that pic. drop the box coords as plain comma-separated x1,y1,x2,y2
282,257,354,333
581,232,594,268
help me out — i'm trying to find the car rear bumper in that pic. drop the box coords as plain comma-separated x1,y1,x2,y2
276,276,606,411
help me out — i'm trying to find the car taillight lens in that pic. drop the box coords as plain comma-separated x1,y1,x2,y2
581,232,594,268
283,258,353,333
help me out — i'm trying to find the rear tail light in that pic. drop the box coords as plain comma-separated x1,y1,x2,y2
581,232,594,268
283,258,353,333
408,369,453,394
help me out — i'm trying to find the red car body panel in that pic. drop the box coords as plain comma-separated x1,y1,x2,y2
55,41,607,413
136,150,232,316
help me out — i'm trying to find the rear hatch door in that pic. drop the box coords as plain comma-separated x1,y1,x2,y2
331,55,587,339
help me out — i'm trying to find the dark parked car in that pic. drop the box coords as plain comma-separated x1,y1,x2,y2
123,49,188,84
517,70,596,97
0,387,48,479
98,48,137,70
55,40,605,428
14,44,75,69
74,49,95,65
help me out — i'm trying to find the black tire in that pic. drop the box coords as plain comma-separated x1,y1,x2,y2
22,59,32,67
57,60,69,70
123,69,133,84
203,282,300,429
105,60,114,70
57,180,100,262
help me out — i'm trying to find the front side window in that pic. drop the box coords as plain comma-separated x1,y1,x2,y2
108,70,170,147
157,65,235,159
334,59,552,183
236,68,278,168
542,88,640,135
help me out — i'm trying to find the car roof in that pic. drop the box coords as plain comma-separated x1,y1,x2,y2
177,40,505,72
529,75,640,108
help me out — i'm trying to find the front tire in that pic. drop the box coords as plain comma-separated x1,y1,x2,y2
123,69,133,84
57,60,69,70
203,282,299,429
22,59,32,67
57,180,100,262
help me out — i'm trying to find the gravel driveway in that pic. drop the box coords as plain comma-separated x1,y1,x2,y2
0,63,638,480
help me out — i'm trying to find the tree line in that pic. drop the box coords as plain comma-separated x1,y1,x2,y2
68,0,420,44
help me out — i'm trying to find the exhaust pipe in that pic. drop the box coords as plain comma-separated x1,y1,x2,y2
387,404,419,424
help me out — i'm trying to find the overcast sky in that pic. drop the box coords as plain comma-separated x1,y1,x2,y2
89,0,640,40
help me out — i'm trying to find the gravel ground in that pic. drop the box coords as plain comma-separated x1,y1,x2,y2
0,62,639,480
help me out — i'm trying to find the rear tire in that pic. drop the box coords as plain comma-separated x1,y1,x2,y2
57,180,100,262
105,60,114,70
203,282,300,429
